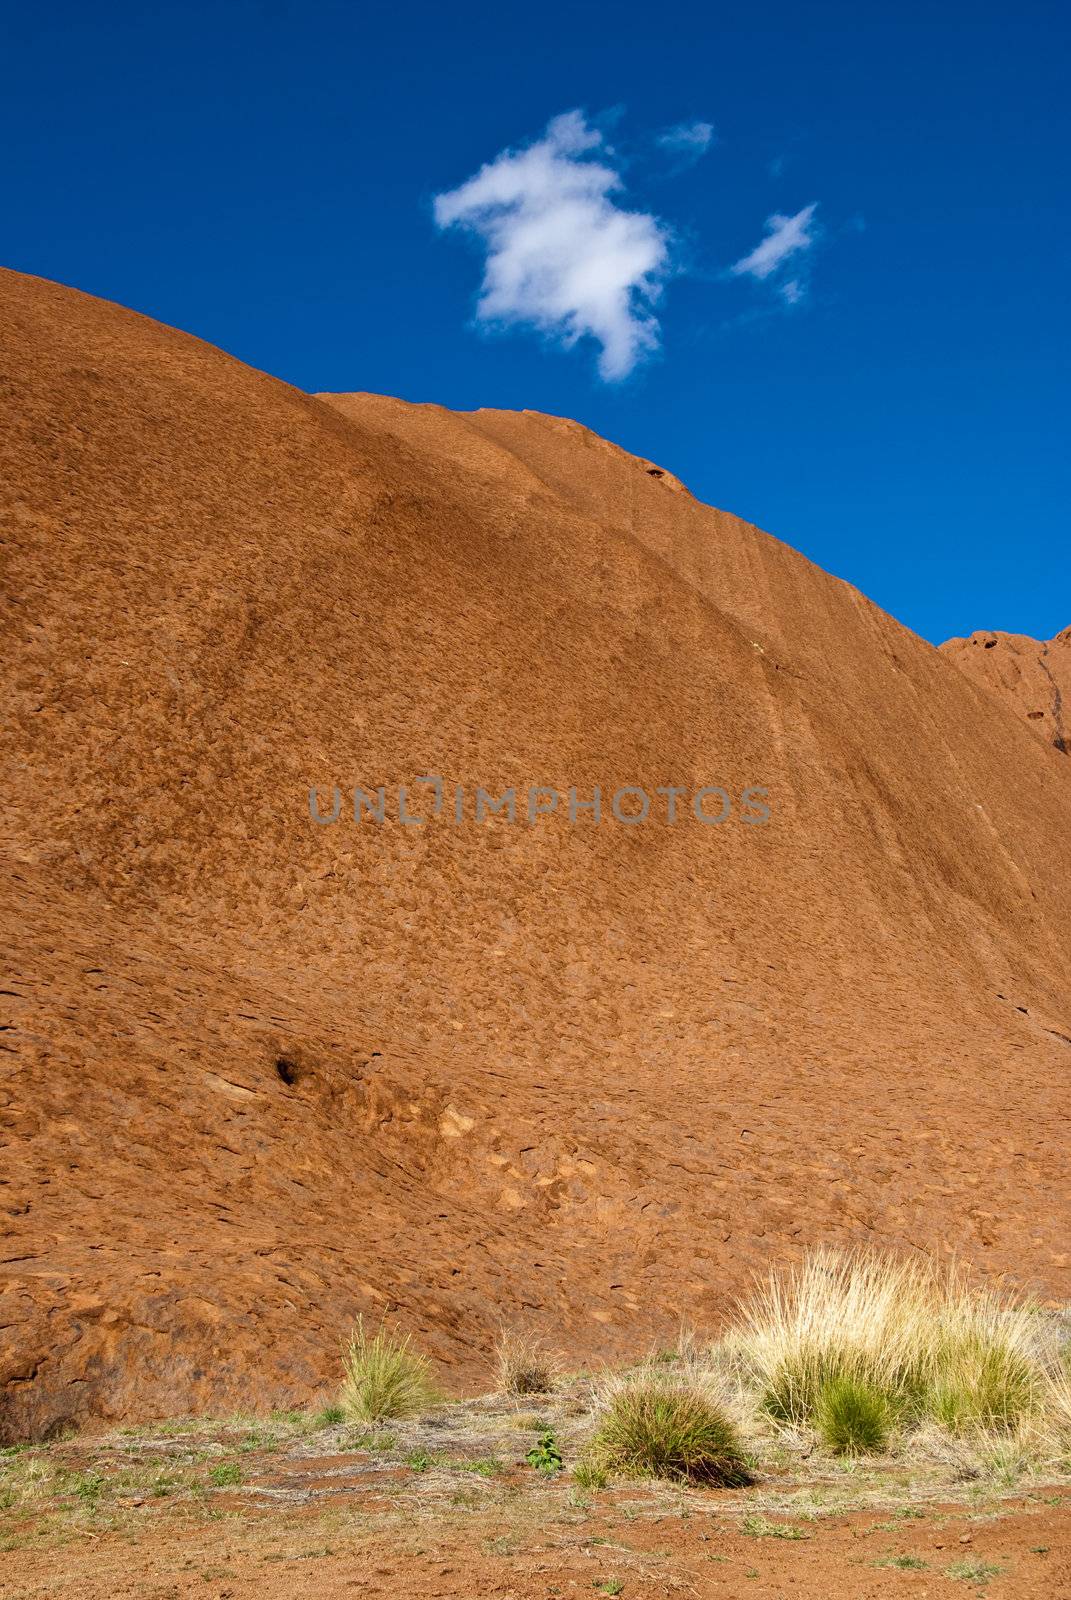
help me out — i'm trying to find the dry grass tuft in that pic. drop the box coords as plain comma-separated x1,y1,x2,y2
493,1325,559,1397
339,1316,441,1424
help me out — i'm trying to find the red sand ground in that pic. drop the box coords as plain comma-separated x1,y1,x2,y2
941,628,1071,756
3,1492,1070,1599
2,268,1071,1443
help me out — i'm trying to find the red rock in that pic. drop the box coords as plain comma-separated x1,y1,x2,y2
941,627,1071,755
2,268,1071,1440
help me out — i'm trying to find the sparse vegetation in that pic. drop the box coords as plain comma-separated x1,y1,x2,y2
742,1512,809,1539
945,1556,1004,1583
339,1315,441,1424
588,1372,750,1486
344,1429,397,1452
3,1247,1071,1598
454,1455,502,1477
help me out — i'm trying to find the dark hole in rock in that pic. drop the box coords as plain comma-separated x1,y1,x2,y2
275,1056,298,1085
983,639,997,648
1027,711,1045,720
647,468,664,477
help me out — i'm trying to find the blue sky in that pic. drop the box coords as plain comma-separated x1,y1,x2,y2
2,1,1067,645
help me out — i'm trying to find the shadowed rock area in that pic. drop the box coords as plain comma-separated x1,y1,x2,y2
2,268,1071,1442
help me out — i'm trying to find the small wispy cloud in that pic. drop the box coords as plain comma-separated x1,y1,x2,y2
657,120,716,158
731,204,818,289
433,110,671,381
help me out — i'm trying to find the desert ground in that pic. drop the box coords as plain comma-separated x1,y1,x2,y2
4,1377,1071,1600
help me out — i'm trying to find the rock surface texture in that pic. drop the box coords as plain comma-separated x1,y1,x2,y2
2,268,1071,1441
941,627,1071,756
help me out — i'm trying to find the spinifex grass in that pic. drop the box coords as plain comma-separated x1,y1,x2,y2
339,1316,441,1425
588,1372,750,1485
815,1373,893,1456
728,1247,1054,1449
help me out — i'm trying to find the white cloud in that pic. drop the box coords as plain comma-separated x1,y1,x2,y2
433,111,671,381
657,120,715,157
731,203,818,283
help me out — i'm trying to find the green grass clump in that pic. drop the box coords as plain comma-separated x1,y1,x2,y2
945,1557,1003,1583
731,1247,1055,1448
589,1375,750,1486
815,1374,892,1455
339,1316,441,1425
455,1456,502,1477
930,1338,1037,1433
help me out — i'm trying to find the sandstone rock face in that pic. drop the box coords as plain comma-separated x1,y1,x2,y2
2,268,1071,1442
941,628,1071,756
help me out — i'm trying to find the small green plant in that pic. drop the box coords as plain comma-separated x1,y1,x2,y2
456,1456,501,1477
595,1582,623,1596
589,1375,750,1486
314,1405,345,1427
815,1374,892,1455
67,1469,106,1508
208,1462,242,1487
407,1450,432,1471
874,1554,928,1570
526,1430,564,1474
742,1513,809,1540
339,1315,441,1424
346,1429,396,1452
237,1427,280,1454
573,1460,608,1490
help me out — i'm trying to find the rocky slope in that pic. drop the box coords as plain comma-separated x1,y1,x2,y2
941,627,1071,755
2,268,1071,1442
